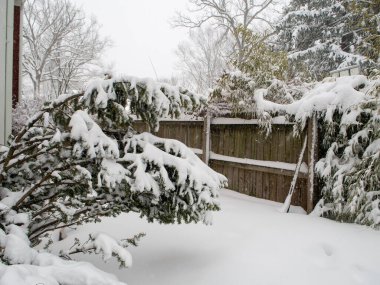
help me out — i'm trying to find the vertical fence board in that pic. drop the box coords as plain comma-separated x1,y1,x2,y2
222,127,229,156
218,126,224,156
269,174,277,202
251,127,257,160
229,127,235,157
233,167,239,191
256,130,264,161
276,174,285,203
263,173,270,200
263,133,269,162
244,126,252,159
211,126,218,154
238,168,245,194
185,124,191,147
244,169,252,196
271,128,278,161
187,124,193,148
278,128,286,162
285,131,292,163
238,127,243,157
250,170,257,197
256,172,263,199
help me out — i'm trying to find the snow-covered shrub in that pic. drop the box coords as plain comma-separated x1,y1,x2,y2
314,78,380,227
0,76,227,284
208,71,308,117
232,26,289,86
208,26,290,117
253,74,380,228
208,70,256,116
265,79,294,104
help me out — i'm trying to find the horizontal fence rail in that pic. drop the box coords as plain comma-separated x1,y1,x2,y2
134,116,318,212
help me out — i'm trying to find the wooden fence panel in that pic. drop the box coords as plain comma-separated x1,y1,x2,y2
210,124,306,163
132,118,316,211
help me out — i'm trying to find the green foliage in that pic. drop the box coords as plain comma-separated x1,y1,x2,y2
209,27,289,117
209,71,256,116
232,26,288,85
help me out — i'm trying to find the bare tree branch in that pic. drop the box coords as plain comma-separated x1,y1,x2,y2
172,0,278,65
22,0,111,99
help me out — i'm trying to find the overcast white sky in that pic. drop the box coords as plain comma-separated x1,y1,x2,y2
75,0,189,79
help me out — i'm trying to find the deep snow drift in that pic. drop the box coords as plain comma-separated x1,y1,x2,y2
54,189,380,285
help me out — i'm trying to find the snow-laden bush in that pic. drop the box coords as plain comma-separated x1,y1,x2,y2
207,25,291,117
0,76,227,284
208,70,256,116
208,69,310,117
253,75,380,228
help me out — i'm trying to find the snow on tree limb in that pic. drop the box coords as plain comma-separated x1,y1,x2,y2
0,76,224,284
254,75,368,131
63,233,135,268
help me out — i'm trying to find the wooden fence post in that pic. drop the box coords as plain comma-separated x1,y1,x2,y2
307,114,318,213
202,114,211,165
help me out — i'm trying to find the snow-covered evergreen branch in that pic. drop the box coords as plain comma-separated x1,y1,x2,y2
0,76,226,284
252,74,380,228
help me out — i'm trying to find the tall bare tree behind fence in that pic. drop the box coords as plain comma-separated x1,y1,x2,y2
134,116,318,212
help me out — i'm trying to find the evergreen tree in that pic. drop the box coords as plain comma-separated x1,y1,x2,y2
314,77,380,226
251,73,380,228
0,76,227,284
276,0,379,80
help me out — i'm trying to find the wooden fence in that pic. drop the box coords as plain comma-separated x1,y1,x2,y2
134,116,318,213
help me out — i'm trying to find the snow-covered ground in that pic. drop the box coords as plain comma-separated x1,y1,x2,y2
55,189,380,285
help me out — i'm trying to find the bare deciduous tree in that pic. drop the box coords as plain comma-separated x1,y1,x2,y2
174,27,227,95
173,0,277,65
22,0,110,99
